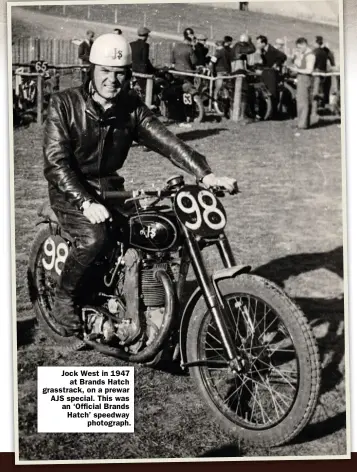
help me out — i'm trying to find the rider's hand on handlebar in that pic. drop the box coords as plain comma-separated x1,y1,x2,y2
83,203,112,224
202,173,238,195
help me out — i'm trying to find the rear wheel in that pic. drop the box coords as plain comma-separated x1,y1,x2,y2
213,86,231,117
252,85,273,121
27,224,85,351
185,95,205,123
186,274,320,447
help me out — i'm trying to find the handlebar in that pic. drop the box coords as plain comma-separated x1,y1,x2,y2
102,185,232,203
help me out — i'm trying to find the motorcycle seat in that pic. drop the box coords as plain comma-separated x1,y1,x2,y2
37,202,59,224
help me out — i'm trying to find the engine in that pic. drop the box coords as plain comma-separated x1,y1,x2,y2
84,249,177,354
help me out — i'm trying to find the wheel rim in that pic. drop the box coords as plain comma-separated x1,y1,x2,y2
254,90,268,120
197,293,300,431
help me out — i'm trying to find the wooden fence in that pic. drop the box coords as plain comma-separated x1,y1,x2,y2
12,38,180,68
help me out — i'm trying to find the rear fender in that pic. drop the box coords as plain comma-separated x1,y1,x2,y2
179,264,251,365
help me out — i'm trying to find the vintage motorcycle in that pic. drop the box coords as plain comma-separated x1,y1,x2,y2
151,68,205,123
28,175,320,447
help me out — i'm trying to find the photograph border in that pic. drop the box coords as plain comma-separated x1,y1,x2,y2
7,0,350,464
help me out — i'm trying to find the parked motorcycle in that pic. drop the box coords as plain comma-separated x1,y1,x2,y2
278,69,297,119
152,68,205,123
28,175,320,447
212,70,273,121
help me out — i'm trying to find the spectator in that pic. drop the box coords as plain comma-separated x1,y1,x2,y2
231,33,256,72
114,28,122,35
171,28,197,72
223,35,233,52
231,34,256,123
194,33,209,67
210,40,231,104
275,38,285,52
130,26,155,74
289,37,316,129
78,30,95,83
130,27,156,103
313,35,336,107
256,35,287,118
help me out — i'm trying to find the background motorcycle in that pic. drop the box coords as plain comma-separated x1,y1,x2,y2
28,175,320,447
152,68,205,123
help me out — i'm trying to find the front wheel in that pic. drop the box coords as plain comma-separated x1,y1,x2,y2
186,274,320,447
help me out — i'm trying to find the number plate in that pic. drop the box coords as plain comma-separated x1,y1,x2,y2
174,185,227,237
183,93,193,105
42,235,69,280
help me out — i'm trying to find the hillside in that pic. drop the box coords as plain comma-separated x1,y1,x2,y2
15,3,339,60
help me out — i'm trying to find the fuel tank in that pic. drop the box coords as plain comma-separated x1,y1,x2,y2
129,210,180,252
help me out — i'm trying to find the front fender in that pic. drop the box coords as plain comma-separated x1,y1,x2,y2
179,264,251,365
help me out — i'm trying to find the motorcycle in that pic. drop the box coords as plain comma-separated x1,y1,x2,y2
150,68,205,123
277,69,297,119
28,175,320,447
211,69,273,121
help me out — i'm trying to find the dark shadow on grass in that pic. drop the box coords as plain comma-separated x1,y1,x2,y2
200,443,244,457
287,411,346,445
17,317,37,347
310,117,341,129
176,127,228,142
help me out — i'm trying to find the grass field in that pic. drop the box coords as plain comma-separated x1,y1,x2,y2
14,112,346,460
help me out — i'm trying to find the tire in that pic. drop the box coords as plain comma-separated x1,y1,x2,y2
27,224,86,351
213,86,231,117
186,274,320,447
185,95,205,123
254,86,273,121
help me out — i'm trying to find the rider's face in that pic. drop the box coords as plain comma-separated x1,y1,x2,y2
93,66,128,99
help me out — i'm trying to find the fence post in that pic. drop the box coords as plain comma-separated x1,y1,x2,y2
63,5,66,15
114,7,118,23
232,75,243,122
177,19,180,33
29,37,35,61
87,5,91,20
53,73,60,92
145,77,153,107
37,74,44,124
143,12,147,26
210,24,213,39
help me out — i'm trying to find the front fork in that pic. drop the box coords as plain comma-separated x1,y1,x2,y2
182,227,244,372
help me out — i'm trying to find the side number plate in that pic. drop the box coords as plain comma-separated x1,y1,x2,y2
42,235,69,278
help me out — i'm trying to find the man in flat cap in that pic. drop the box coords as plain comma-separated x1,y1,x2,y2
78,30,95,83
195,33,209,67
130,26,156,99
130,26,156,75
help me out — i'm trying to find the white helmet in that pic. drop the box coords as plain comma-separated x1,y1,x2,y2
89,33,132,67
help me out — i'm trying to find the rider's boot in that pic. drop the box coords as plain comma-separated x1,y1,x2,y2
52,255,87,337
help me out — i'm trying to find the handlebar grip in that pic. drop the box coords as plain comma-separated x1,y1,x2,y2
102,190,133,200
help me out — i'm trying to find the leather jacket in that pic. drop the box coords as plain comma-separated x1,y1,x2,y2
43,84,212,211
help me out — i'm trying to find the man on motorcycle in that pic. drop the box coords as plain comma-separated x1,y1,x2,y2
43,33,237,337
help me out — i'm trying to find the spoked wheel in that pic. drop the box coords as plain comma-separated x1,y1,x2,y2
186,274,320,447
185,95,205,123
213,86,231,117
252,85,273,121
27,224,86,351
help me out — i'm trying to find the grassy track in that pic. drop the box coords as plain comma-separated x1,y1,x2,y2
14,113,346,460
